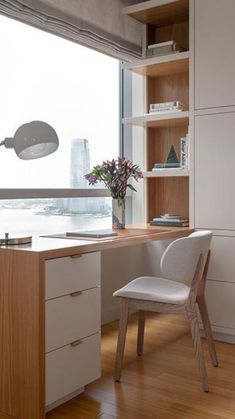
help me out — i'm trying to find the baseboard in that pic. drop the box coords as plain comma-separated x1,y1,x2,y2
200,328,235,344
46,387,84,412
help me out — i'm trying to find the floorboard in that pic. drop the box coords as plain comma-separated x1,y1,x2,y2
47,313,235,419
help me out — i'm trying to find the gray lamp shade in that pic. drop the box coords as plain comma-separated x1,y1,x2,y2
13,121,59,160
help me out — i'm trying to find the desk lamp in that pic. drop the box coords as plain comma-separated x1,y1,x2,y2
0,120,59,245
0,120,59,159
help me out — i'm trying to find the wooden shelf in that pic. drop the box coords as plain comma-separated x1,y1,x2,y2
123,0,189,27
122,111,189,128
123,52,189,77
144,169,189,178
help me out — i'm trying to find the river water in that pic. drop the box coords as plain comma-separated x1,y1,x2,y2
0,209,111,236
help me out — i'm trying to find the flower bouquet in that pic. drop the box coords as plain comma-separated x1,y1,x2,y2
85,157,143,228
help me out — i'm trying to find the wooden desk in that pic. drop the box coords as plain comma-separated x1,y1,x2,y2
0,226,192,419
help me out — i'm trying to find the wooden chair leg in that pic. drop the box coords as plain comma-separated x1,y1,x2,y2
197,297,218,367
137,310,145,356
114,299,129,382
186,309,209,392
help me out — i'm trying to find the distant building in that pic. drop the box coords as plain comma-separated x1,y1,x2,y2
70,138,90,189
53,138,110,215
70,138,90,213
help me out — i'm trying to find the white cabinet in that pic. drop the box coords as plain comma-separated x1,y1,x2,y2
205,280,235,331
195,0,235,109
45,252,101,409
208,236,235,283
195,112,235,230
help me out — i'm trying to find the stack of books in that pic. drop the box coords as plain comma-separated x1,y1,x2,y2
146,40,186,57
150,214,189,227
148,101,185,114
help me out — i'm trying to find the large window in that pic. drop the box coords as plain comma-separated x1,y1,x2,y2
0,15,121,234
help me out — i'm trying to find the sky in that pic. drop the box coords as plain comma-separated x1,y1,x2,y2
0,15,119,188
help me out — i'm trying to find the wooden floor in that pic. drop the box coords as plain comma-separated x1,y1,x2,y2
47,313,235,419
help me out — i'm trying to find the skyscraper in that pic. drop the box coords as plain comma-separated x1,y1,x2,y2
70,138,90,213
70,138,90,189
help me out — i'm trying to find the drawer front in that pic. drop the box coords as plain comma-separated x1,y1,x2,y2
46,287,100,352
46,333,101,407
205,280,235,330
208,236,235,283
45,252,101,299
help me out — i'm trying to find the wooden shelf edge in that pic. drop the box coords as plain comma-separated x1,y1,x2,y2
144,170,189,178
122,0,189,26
123,51,189,72
122,111,189,127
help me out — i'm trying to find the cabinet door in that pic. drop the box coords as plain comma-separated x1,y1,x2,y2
195,112,235,230
195,0,235,109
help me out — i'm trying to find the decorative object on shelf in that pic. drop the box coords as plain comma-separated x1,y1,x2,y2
85,158,143,229
180,132,189,169
153,145,180,170
147,40,186,57
148,100,186,114
150,214,189,227
0,121,59,159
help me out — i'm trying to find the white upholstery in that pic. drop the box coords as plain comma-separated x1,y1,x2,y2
113,276,190,304
113,231,212,304
160,231,212,285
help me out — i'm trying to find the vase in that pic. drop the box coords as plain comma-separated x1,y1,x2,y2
112,198,125,229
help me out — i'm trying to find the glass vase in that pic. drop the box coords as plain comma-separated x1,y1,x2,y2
112,198,125,229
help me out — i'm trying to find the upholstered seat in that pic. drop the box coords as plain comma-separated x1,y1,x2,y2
113,276,190,304
113,230,218,392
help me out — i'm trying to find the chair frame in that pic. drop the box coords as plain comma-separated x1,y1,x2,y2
114,250,218,392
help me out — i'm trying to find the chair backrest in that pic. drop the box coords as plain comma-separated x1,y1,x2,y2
160,230,212,285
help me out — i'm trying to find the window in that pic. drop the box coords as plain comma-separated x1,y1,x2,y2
0,15,121,234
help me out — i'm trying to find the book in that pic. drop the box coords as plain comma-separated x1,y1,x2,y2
146,40,186,57
153,163,181,169
150,220,189,227
149,101,185,113
66,229,118,238
159,214,185,220
152,217,189,223
180,133,189,169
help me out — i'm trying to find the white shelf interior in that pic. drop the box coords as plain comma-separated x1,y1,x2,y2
144,169,189,178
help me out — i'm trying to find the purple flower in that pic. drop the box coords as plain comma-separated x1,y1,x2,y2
85,157,143,199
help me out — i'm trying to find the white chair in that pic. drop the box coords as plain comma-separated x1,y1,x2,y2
113,230,218,392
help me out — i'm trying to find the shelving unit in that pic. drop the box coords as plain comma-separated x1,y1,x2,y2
122,0,190,223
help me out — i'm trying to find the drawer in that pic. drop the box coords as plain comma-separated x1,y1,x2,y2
45,252,101,299
205,280,235,330
207,236,235,283
46,333,101,407
46,287,100,352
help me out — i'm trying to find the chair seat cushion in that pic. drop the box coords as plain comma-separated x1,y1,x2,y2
113,276,190,304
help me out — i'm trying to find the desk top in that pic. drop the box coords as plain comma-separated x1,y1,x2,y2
0,225,193,260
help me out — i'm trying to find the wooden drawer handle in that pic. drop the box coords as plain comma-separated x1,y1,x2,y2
70,339,82,347
70,254,82,259
70,291,82,297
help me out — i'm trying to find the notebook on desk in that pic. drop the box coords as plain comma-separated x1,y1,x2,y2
66,229,118,238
